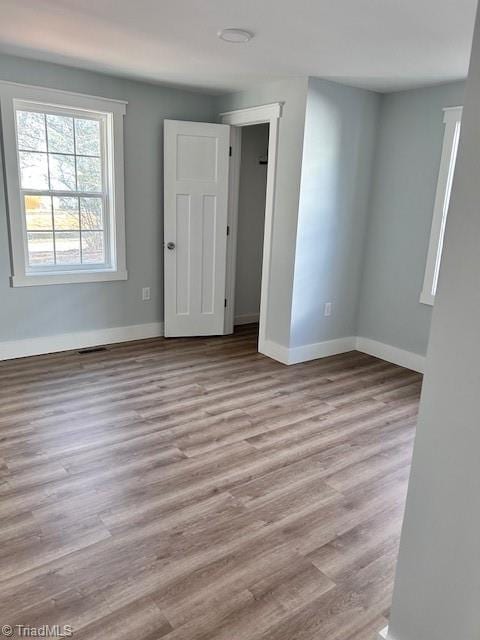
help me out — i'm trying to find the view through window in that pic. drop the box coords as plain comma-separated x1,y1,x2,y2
16,107,106,269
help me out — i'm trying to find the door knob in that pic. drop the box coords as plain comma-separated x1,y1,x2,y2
166,242,176,250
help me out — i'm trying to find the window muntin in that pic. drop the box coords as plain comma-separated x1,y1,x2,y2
14,103,110,272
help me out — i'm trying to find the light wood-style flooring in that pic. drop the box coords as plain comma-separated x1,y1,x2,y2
0,325,422,640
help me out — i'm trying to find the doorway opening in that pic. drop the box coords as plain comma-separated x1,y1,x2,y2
228,123,269,332
221,102,282,351
163,105,281,345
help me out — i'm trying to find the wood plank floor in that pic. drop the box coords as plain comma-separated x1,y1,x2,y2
0,325,422,640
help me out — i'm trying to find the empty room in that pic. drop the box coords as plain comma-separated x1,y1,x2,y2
1,2,479,640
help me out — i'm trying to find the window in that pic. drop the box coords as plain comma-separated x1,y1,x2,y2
0,82,127,286
421,106,462,305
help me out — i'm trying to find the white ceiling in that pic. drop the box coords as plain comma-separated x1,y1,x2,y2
0,0,477,94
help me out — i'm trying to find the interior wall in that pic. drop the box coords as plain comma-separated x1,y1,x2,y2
357,80,465,357
0,51,469,361
0,53,217,343
387,9,480,640
234,123,268,321
290,77,380,348
217,78,309,348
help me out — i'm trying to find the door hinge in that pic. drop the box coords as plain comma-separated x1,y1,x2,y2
226,225,230,236
229,146,232,157
224,298,227,308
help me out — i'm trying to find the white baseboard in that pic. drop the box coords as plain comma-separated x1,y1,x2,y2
0,323,426,374
258,335,425,371
234,313,260,326
258,338,291,365
378,625,389,639
259,336,356,366
355,337,425,373
0,322,164,361
288,336,357,365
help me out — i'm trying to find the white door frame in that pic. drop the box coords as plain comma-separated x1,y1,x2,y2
220,102,283,351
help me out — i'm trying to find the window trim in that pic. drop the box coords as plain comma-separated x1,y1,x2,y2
0,81,128,286
420,105,462,306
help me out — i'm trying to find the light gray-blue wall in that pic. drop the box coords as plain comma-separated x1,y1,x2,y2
0,52,467,357
291,77,380,348
217,78,309,347
357,81,465,356
387,12,480,639
0,53,217,341
219,77,380,351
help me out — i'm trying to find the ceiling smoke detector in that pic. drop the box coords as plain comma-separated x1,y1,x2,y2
218,29,253,43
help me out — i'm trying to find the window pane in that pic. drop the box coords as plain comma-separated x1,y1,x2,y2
80,197,103,230
25,195,52,230
49,153,76,191
82,231,104,264
16,111,46,151
13,103,117,278
77,156,102,192
19,151,49,190
27,232,54,265
75,118,101,156
53,196,79,231
46,114,74,154
55,231,81,265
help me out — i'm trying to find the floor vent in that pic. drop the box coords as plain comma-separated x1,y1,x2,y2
78,346,108,355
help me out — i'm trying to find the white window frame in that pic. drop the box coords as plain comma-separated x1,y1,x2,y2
420,106,462,306
0,81,128,286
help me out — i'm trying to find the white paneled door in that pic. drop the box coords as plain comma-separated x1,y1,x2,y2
164,120,230,336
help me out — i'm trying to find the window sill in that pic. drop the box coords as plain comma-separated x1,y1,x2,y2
10,269,128,287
